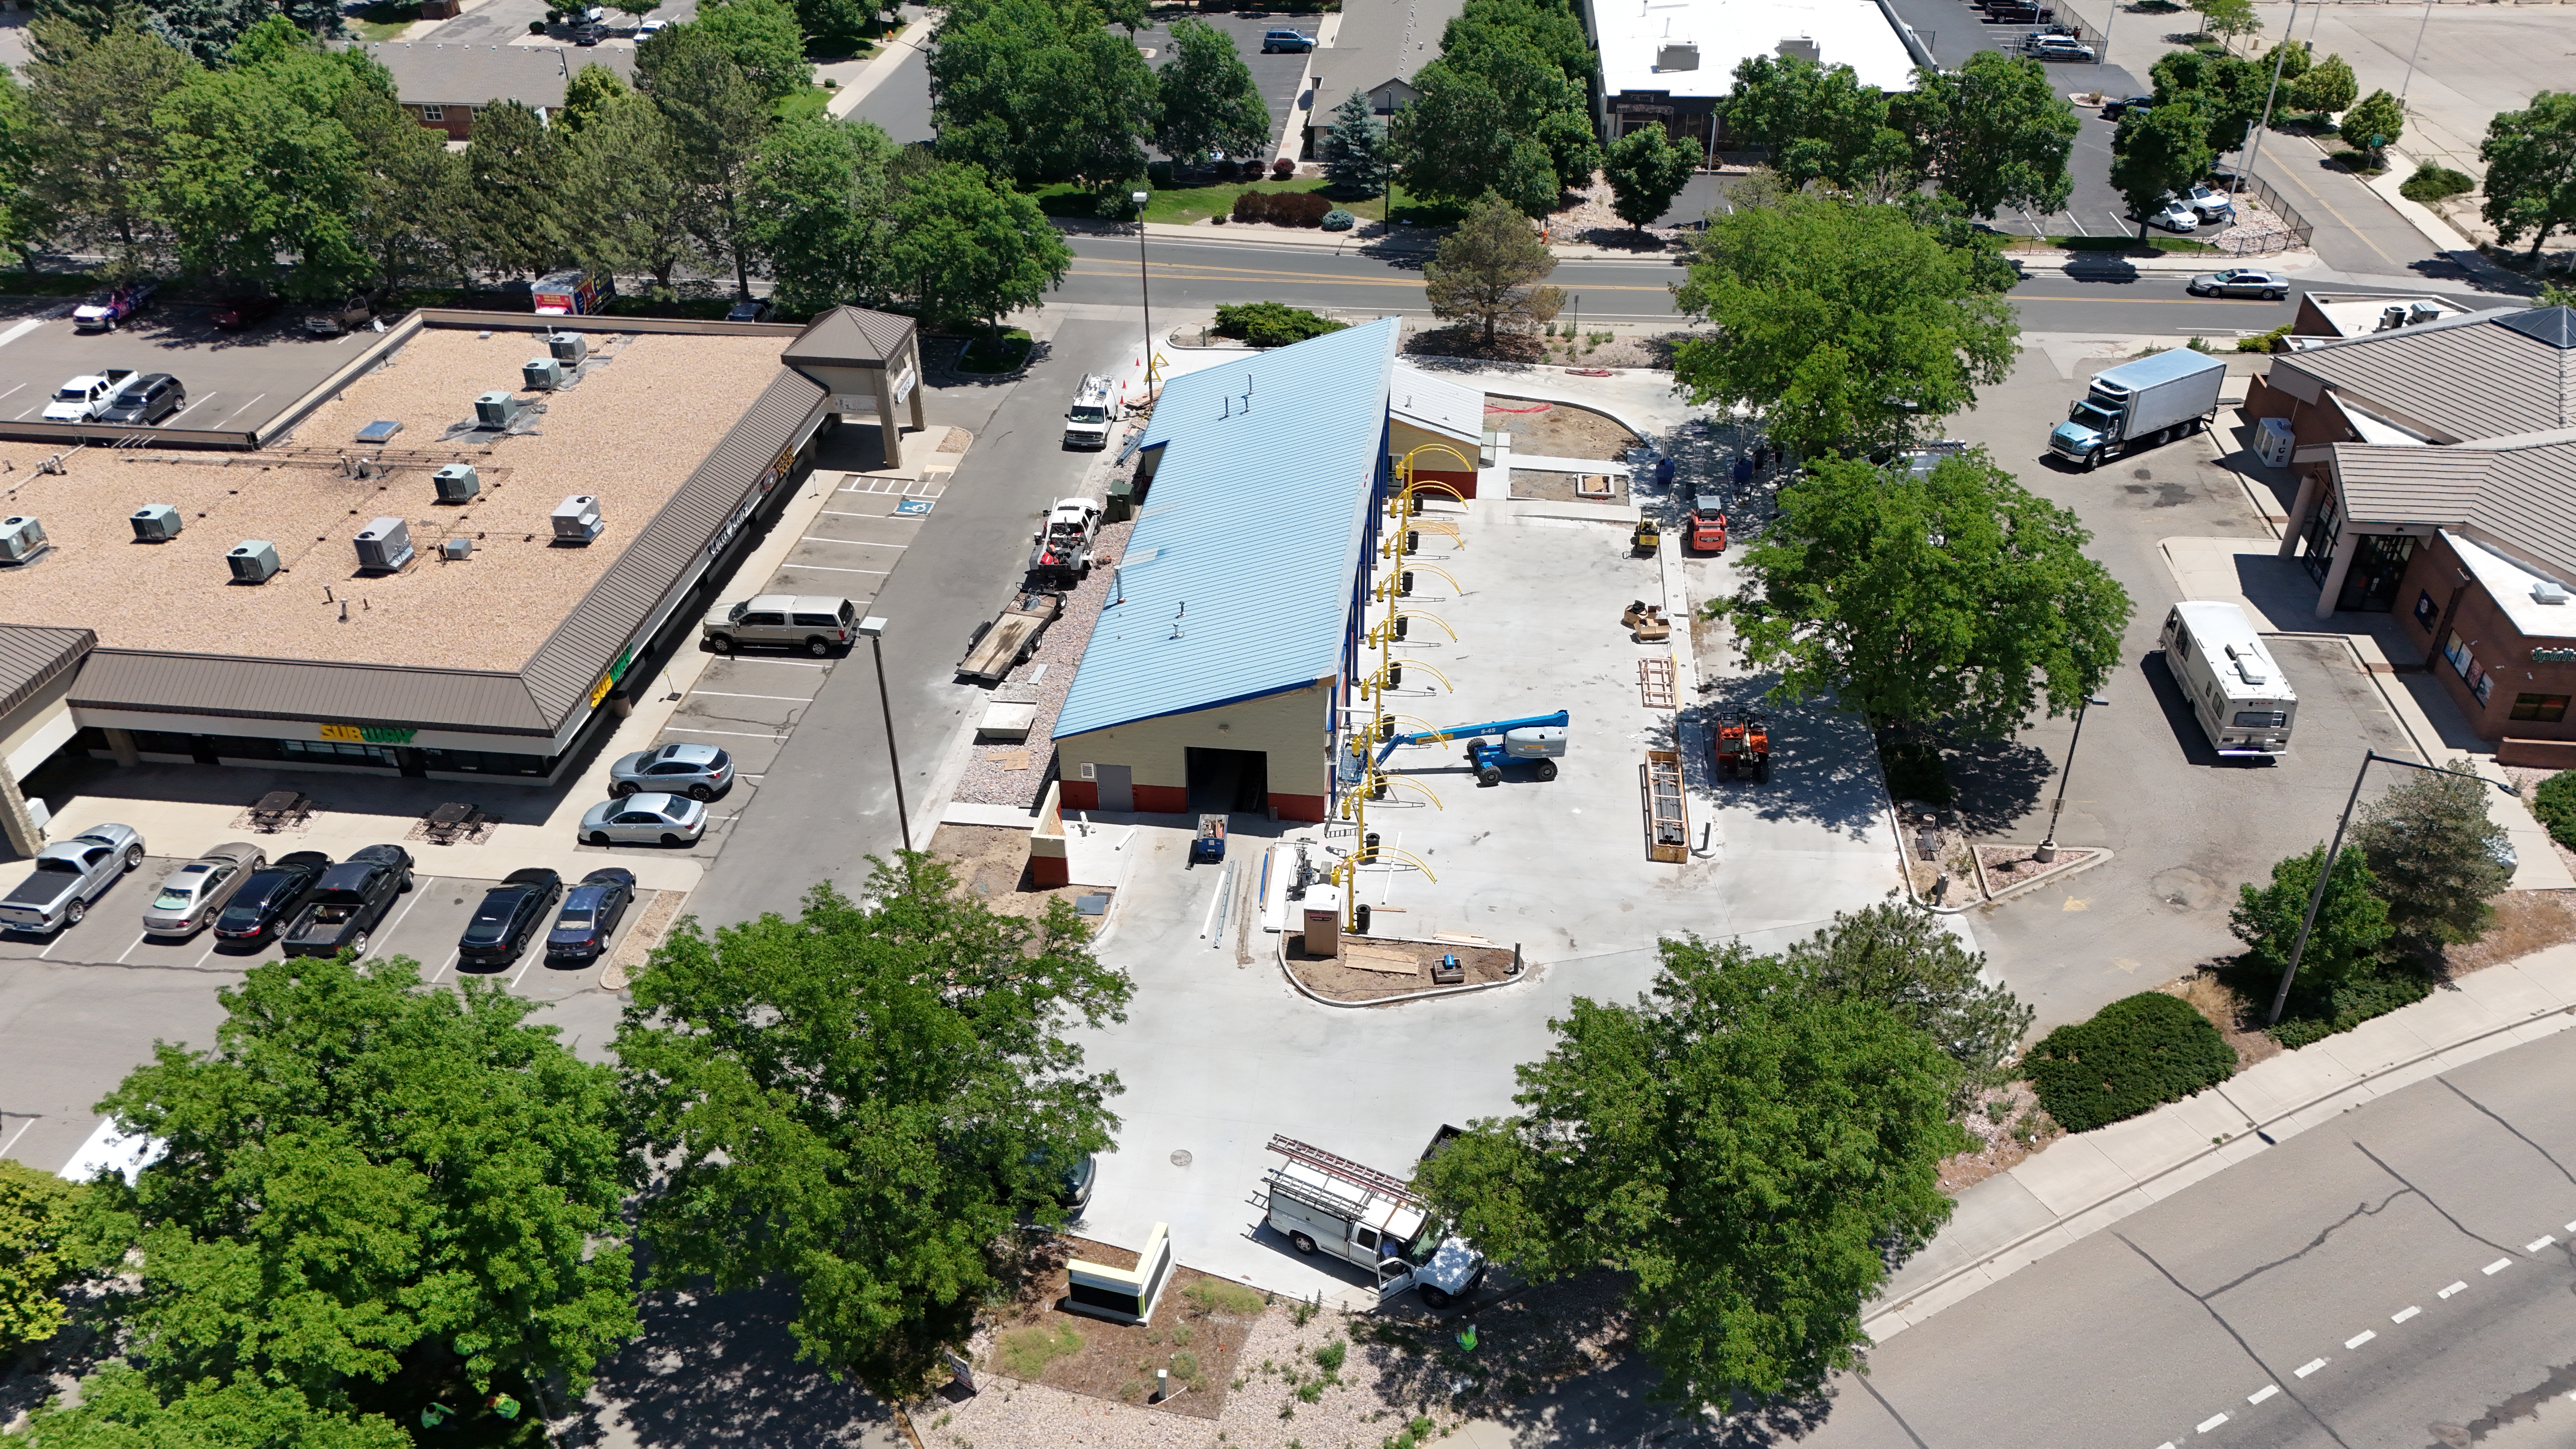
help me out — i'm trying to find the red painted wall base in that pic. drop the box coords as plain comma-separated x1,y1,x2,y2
1030,854,1070,887
1271,793,1328,822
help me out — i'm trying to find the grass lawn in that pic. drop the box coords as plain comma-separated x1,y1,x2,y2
2017,234,2219,254
775,87,830,122
956,326,1032,373
348,0,419,40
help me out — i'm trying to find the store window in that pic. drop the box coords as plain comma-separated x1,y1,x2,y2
2511,693,2571,724
278,739,399,766
2445,631,2495,705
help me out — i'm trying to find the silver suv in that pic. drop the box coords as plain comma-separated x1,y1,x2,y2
702,594,857,656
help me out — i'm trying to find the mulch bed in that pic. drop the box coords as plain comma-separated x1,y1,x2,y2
977,1237,1267,1420
1283,935,1521,1002
1976,844,2102,896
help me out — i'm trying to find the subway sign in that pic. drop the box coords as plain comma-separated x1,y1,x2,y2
320,724,417,745
2535,647,2576,663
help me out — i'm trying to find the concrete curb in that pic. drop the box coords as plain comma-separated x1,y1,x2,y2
1274,931,1532,1008
1978,845,2118,906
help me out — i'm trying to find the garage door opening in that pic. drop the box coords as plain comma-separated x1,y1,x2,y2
1185,747,1269,815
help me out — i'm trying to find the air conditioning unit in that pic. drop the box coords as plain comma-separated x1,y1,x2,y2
0,516,45,565
551,494,603,543
354,516,414,573
228,540,279,583
129,503,182,541
2408,300,2443,326
432,463,481,503
523,356,566,390
440,536,474,562
475,390,526,429
1655,40,1699,70
2255,416,2295,468
548,332,589,365
2379,304,2407,332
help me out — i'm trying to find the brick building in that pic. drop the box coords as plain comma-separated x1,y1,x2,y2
359,42,636,141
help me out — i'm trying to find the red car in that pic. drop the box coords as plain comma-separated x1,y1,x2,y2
211,295,282,330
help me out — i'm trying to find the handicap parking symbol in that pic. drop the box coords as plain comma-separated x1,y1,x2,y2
894,498,934,516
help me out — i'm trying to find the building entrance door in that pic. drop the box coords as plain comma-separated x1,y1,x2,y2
1185,747,1269,814
1092,763,1132,812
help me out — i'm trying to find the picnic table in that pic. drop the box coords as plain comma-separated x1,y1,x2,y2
423,801,483,844
248,790,308,832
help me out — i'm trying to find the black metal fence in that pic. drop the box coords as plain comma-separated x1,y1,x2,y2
2216,172,2316,257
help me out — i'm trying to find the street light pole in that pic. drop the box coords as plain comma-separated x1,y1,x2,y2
2398,0,2434,109
2035,693,2110,863
858,616,912,853
2264,750,2518,1024
2241,0,2296,195
1131,190,1156,393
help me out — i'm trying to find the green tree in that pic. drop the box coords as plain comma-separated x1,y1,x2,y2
1051,24,1158,197
1,1160,91,1354
2480,92,2576,257
459,98,565,280
2192,0,2259,42
0,67,42,266
1445,0,1592,88
1389,22,1595,214
2544,279,2576,309
2258,37,2309,85
561,60,632,132
930,0,1154,189
747,114,894,316
2289,52,2356,115
1894,50,2080,220
1422,189,1562,344
2230,843,2391,988
29,0,130,45
687,0,812,101
1780,903,2035,1095
1672,191,2020,457
1414,941,1968,1411
1322,89,1387,199
25,1362,411,1449
87,954,635,1416
791,0,872,56
2150,49,2266,156
1602,123,1696,229
2111,99,2213,237
881,157,1070,333
2341,88,2403,164
564,91,701,291
613,860,1131,1397
20,19,194,269
641,20,772,295
1721,53,1910,194
1155,17,1268,167
1707,449,2130,735
339,82,470,296
2352,760,2513,957
144,0,275,65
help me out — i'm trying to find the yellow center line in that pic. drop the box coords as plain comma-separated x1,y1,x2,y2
1066,263,1674,292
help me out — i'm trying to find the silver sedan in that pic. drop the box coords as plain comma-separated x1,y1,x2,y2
2188,268,2289,299
141,842,265,936
579,793,708,847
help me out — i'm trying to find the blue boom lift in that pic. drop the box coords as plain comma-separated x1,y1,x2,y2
1375,711,1570,787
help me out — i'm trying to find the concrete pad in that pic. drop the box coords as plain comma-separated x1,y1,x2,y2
1881,1172,2057,1298
2090,1091,2241,1174
2011,1135,2146,1215
1510,452,1633,475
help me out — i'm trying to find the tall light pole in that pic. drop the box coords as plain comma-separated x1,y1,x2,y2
2240,0,2296,195
2398,0,2434,109
1131,189,1157,393
857,616,912,853
2034,693,2110,863
2264,750,2519,1024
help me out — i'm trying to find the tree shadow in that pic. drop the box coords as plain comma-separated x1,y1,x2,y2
558,1280,903,1449
1942,734,2056,838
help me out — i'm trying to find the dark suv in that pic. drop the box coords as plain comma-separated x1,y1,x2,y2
212,851,332,943
457,868,562,968
545,867,636,965
279,844,414,959
99,373,185,425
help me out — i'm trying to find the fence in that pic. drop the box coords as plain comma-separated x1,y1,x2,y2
2217,171,2316,257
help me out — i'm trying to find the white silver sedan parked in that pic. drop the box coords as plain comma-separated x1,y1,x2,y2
579,793,707,847
141,842,266,936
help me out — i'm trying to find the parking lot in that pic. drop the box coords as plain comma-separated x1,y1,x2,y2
0,294,377,438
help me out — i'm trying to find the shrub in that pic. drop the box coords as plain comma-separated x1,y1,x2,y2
2266,961,2433,1048
1272,157,1296,180
1879,737,1952,805
1322,208,1355,231
1231,189,1273,224
2023,991,2236,1132
1182,1277,1267,1316
1211,301,1347,348
999,1322,1084,1377
2236,323,2291,353
1313,1338,1347,1374
1274,192,1333,227
2399,161,2473,203
2535,770,2576,849
1147,159,1174,187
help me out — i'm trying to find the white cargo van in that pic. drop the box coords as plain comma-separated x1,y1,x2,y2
1262,1135,1486,1307
2159,601,2296,759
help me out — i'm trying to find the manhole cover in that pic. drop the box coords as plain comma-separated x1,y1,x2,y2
1169,1150,1193,1168
2151,865,2224,912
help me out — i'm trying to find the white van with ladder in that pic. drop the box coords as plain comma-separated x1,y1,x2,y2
1261,1135,1487,1307
2159,601,2296,759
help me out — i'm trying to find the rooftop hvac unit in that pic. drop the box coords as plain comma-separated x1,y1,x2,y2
130,503,182,541
353,516,414,573
523,356,566,390
475,390,526,429
548,332,589,365
551,494,603,543
440,536,473,562
2380,305,2407,332
2535,579,2571,606
1655,40,1699,70
2255,416,2295,468
1775,35,1819,63
2408,300,2444,325
228,540,279,583
0,516,44,565
432,463,481,503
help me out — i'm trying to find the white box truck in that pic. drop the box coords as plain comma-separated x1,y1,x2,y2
2159,601,2296,759
1261,1135,1486,1307
2049,349,2226,470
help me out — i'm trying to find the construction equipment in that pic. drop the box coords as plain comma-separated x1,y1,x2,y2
1629,518,1661,555
1191,813,1228,865
957,588,1063,683
1686,491,1728,553
1643,749,1688,862
1376,710,1568,787
1715,710,1771,782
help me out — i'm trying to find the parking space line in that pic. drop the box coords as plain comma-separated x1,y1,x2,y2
0,319,45,350
428,947,458,984
798,534,905,546
726,657,829,668
166,392,218,423
191,937,221,969
115,931,149,963
0,384,24,404
816,513,915,527
378,878,435,943
225,393,266,421
665,726,787,740
689,691,812,702
0,1116,33,1159
509,951,541,991
780,564,890,574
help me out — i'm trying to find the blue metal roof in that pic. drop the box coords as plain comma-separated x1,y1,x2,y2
1056,318,1401,740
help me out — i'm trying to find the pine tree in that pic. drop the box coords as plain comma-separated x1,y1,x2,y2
1323,89,1386,198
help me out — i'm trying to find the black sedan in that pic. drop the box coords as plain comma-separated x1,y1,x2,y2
211,851,332,943
544,867,636,966
280,844,413,959
457,868,562,968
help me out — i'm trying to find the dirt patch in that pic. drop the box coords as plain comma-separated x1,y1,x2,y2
1508,468,1627,504
1976,844,2100,897
1938,1080,2062,1193
928,823,1109,930
973,1237,1263,1419
1482,395,1642,459
598,888,684,991
937,427,972,452
1892,803,1977,907
1283,935,1521,1002
2161,969,2282,1072
2444,889,2576,975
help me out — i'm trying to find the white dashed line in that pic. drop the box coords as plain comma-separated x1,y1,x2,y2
2565,1220,2576,1234
2440,1281,2468,1298
2248,1385,2279,1405
2157,1442,2176,1449
687,691,814,702
2528,1236,2556,1253
2392,1306,2420,1323
2345,1330,2377,1350
2197,1413,2229,1433
2483,1258,2512,1275
2295,1358,2329,1378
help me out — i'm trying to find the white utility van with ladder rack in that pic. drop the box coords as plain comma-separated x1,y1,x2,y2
2159,601,2296,759
1261,1136,1486,1307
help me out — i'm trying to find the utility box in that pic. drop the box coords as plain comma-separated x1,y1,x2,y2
522,356,566,390
129,504,182,541
439,536,473,562
1302,885,1341,957
432,463,481,503
1104,475,1134,523
0,516,45,564
354,517,413,572
2256,417,2295,468
550,494,602,543
228,540,279,583
548,332,589,365
474,391,525,429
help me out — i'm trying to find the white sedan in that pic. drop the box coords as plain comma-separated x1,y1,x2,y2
580,792,707,847
2146,200,2199,233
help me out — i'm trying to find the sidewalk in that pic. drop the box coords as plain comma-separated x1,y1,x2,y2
824,16,929,119
1866,938,2576,1340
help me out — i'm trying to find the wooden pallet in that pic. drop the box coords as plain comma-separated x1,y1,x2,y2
1642,749,1689,863
1638,656,1676,710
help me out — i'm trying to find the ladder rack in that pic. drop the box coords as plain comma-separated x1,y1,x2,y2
1265,1134,1422,1215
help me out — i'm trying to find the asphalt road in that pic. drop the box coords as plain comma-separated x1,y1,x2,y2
844,40,934,145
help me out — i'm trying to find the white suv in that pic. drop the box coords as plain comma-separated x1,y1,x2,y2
702,594,858,656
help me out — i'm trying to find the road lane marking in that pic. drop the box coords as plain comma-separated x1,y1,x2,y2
2345,1330,2376,1349
2440,1281,2467,1298
2196,1413,2228,1433
2528,1235,2555,1252
799,534,904,545
664,727,786,740
2248,1385,2279,1405
2295,1358,2328,1378
0,319,47,351
817,513,915,526
2392,1305,2420,1323
2483,1258,2511,1275
688,691,812,702
1065,260,1674,292
2566,1219,2576,1233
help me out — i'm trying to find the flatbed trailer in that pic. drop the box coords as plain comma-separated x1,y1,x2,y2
1642,749,1688,862
958,589,1063,683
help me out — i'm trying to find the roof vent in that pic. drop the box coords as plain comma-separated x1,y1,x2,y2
2225,644,2269,685
1775,35,1819,62
354,517,414,573
1656,40,1699,69
433,462,481,503
2535,579,2570,605
523,356,566,390
228,540,279,583
548,331,589,365
0,516,45,566
551,494,602,543
129,504,181,541
474,391,527,429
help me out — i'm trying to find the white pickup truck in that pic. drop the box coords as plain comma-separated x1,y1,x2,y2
42,370,135,423
0,824,144,933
